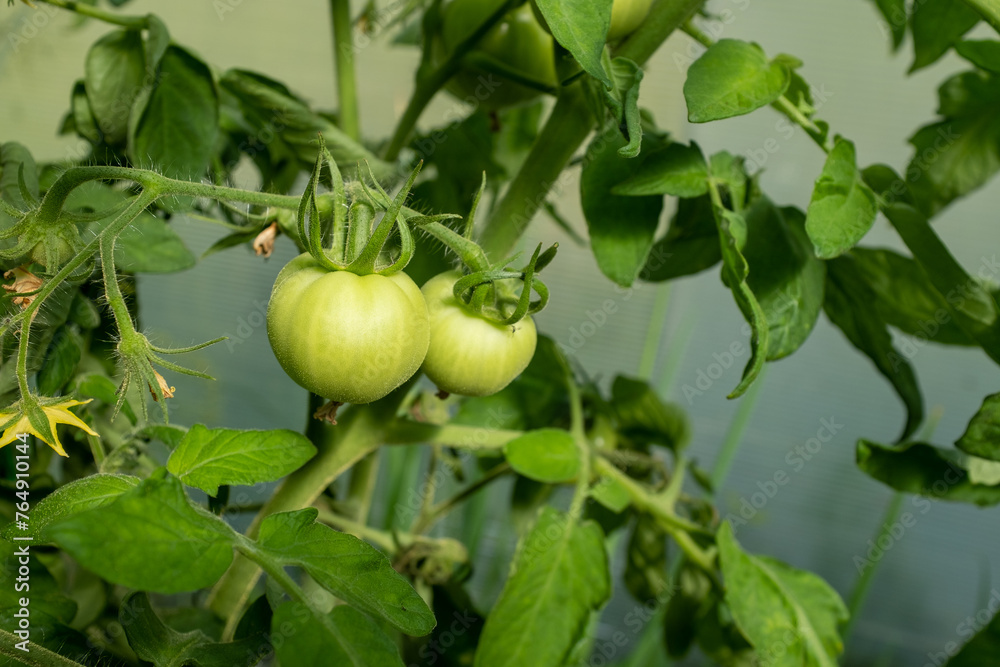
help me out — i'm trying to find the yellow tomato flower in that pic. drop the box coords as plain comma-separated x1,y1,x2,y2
0,398,99,458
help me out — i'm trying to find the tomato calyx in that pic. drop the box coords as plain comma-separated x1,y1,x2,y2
414,174,556,327
297,136,460,279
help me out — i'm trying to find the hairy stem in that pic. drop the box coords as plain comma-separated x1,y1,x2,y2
331,0,361,141
0,630,87,667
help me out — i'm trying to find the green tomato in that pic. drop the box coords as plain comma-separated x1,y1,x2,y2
608,0,654,41
530,0,654,42
421,271,537,397
439,0,557,109
266,254,430,405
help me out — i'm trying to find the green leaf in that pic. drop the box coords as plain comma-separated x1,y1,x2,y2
581,126,665,286
718,523,848,666
713,205,769,399
0,141,38,209
167,424,317,496
883,203,1000,365
131,45,219,180
824,255,924,441
684,39,791,123
144,14,170,70
45,474,235,593
0,540,78,625
271,602,404,667
955,392,1000,461
533,0,613,87
624,514,669,603
743,201,825,361
612,141,709,197
503,428,580,483
37,326,83,395
68,80,102,145
804,138,877,259
120,592,268,667
910,0,979,72
602,56,644,157
0,473,138,540
139,423,189,449
851,246,974,346
255,509,435,636
474,507,610,667
589,475,630,513
956,39,1000,71
84,29,146,145
641,194,721,282
948,605,1000,666
221,68,394,181
870,0,906,50
906,70,1000,216
857,440,1000,506
611,375,690,451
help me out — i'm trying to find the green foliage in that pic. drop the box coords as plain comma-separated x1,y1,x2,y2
121,592,269,667
804,138,877,259
718,524,849,666
503,429,580,482
581,126,665,286
474,507,610,667
684,39,791,123
166,424,316,496
2,0,1000,664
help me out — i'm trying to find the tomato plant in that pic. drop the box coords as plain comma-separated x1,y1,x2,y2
2,0,1000,666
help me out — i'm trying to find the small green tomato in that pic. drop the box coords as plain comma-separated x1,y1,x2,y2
421,271,537,397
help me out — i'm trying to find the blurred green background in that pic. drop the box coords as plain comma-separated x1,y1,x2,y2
3,1,999,665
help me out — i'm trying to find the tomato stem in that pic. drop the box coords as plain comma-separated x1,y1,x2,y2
330,0,361,142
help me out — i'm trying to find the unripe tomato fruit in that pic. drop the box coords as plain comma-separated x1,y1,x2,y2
608,0,654,41
439,0,557,109
266,254,430,405
421,271,537,397
530,0,654,42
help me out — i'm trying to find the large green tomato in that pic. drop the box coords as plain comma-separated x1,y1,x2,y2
421,271,537,397
266,254,430,405
440,0,557,109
